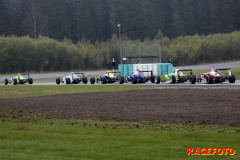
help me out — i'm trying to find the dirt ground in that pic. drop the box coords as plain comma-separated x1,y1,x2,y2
1,89,240,126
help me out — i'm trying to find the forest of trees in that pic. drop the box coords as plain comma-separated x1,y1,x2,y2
1,0,240,42
1,32,240,73
0,0,240,73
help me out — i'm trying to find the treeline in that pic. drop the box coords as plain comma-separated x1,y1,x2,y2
161,31,240,66
0,32,240,73
0,35,120,73
1,0,240,42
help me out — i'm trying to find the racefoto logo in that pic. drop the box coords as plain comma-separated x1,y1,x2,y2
187,148,235,156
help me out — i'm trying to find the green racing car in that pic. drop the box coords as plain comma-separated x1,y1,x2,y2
4,73,33,85
161,69,196,84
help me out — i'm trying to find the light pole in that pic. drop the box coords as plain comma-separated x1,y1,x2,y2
117,24,121,38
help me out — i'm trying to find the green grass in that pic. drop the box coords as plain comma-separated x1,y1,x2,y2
0,118,240,160
0,107,240,160
0,85,151,99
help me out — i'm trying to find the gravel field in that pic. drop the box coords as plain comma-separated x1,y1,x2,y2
1,89,240,126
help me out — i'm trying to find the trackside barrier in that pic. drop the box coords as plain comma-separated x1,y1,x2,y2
119,63,173,76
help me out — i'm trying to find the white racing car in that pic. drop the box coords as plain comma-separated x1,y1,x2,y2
56,72,88,84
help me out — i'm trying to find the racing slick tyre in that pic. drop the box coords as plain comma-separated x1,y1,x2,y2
170,76,176,84
56,77,61,84
90,77,95,84
118,76,124,84
4,79,8,85
229,74,235,83
101,77,107,84
28,78,33,84
190,75,196,84
151,76,155,83
66,78,71,84
13,79,17,85
132,76,137,84
207,75,213,84
82,77,88,84
155,76,161,84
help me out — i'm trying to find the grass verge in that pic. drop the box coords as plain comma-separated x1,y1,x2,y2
0,108,240,160
0,85,152,99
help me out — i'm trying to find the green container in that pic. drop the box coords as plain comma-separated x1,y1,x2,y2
128,64,133,75
158,70,163,75
118,64,124,76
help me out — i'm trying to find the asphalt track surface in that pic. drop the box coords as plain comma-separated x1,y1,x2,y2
2,80,238,90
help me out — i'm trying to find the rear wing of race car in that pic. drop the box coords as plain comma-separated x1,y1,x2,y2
139,70,153,77
22,74,30,79
105,71,121,77
215,68,232,76
179,69,193,75
74,72,85,76
108,71,121,74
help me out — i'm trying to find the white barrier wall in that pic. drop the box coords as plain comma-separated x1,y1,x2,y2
119,63,173,76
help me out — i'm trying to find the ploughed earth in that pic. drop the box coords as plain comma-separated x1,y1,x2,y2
1,89,240,126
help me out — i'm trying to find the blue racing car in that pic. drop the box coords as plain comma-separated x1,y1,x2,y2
125,70,160,84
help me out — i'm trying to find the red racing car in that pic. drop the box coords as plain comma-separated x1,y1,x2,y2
196,67,235,84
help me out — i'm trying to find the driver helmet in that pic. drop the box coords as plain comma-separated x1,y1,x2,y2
137,69,141,74
71,72,75,77
175,69,180,72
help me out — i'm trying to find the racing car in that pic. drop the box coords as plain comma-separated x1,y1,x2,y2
56,72,88,84
196,67,235,84
4,73,33,85
161,69,196,84
93,71,124,84
125,70,160,84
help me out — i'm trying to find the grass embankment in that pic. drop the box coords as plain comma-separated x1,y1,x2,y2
0,108,240,160
0,85,151,99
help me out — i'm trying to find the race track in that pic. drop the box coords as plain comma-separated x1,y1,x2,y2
10,80,239,90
